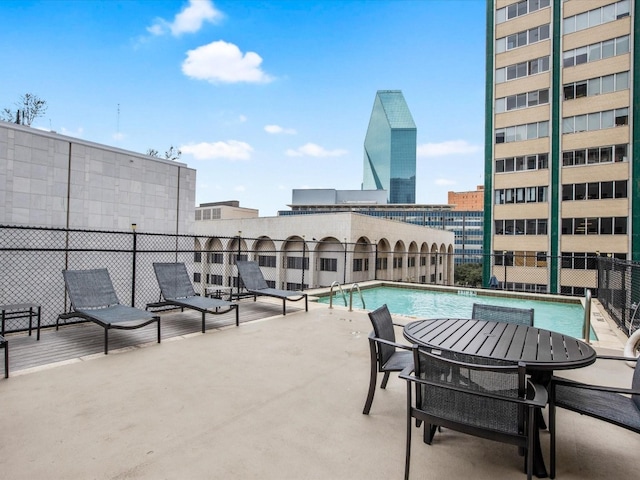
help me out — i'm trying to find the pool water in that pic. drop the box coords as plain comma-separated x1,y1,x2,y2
319,286,593,340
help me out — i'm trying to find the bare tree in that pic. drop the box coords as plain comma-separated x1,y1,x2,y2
146,145,182,161
1,93,48,126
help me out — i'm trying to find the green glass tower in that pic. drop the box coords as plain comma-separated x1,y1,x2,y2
363,90,417,204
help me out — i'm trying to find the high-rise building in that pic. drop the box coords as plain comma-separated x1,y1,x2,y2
485,0,637,295
363,90,417,204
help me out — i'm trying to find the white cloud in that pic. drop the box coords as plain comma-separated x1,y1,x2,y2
417,140,481,158
147,0,222,37
265,124,296,135
234,185,246,192
285,143,347,158
180,140,253,160
435,178,457,186
182,40,273,84
112,132,125,141
59,126,84,138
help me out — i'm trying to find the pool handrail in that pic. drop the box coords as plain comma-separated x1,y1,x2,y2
349,283,365,312
329,281,347,308
582,289,591,344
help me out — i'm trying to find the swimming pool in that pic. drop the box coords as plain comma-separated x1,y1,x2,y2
318,286,594,340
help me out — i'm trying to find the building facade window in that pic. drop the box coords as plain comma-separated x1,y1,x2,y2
563,1,629,34
496,88,549,113
562,108,628,134
286,256,308,270
496,56,549,83
495,186,548,204
561,217,628,235
258,255,277,267
495,218,548,235
319,258,338,272
562,144,628,166
563,35,629,68
495,121,549,144
495,153,548,173
561,180,627,200
496,0,550,24
563,71,629,100
496,23,549,52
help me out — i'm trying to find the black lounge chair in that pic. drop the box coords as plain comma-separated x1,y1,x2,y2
149,263,239,331
236,261,307,315
472,303,534,326
0,334,7,378
363,304,413,414
401,347,547,480
549,356,640,478
60,268,161,354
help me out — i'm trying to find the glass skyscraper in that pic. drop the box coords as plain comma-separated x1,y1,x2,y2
363,90,417,204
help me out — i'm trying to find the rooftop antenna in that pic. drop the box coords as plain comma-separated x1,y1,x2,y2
117,103,120,136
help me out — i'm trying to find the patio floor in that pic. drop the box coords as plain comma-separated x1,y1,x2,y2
1,299,638,479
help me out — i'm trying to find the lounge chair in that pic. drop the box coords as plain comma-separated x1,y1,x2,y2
60,268,161,354
236,261,308,315
0,334,7,378
472,303,534,326
363,304,413,414
149,263,239,331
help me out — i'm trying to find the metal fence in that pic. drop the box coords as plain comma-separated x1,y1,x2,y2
0,225,630,337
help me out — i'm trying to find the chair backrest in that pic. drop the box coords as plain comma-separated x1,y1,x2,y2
153,263,197,300
414,348,525,434
368,304,397,365
472,303,534,326
236,261,269,291
62,268,121,310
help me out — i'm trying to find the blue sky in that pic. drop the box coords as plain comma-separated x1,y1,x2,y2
2,0,487,216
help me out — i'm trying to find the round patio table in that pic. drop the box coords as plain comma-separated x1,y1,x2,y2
403,318,597,370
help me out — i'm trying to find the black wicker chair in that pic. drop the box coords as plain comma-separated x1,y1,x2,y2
0,334,7,378
401,347,547,480
472,303,534,326
236,261,307,315
60,268,161,354
149,263,239,331
549,356,640,478
363,304,413,414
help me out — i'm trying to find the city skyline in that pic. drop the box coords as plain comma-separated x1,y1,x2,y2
1,0,486,216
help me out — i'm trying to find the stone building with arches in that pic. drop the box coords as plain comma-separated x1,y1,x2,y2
194,211,454,290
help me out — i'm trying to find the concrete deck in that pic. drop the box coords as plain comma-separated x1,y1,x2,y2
1,300,638,479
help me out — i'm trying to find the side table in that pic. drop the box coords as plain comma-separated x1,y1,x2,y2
1,303,42,340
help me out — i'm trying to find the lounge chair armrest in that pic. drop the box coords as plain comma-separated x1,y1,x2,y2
368,331,412,350
399,363,416,378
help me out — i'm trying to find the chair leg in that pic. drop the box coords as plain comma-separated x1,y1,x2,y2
363,340,378,414
549,400,556,479
282,300,286,316
405,383,413,480
201,312,206,333
157,317,161,344
235,305,239,326
380,371,391,389
3,341,8,378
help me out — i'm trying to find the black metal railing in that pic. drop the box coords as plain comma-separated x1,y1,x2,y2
0,224,626,336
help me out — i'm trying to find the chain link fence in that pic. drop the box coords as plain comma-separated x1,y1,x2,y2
0,225,629,338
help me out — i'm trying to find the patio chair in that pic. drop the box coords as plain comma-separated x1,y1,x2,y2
472,303,534,326
0,334,7,378
236,261,307,315
150,263,239,331
401,347,547,480
363,304,413,414
60,269,161,354
549,356,640,478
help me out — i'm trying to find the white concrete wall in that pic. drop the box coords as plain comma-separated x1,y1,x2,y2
0,122,195,234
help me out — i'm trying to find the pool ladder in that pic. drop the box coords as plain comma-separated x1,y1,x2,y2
329,281,366,312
